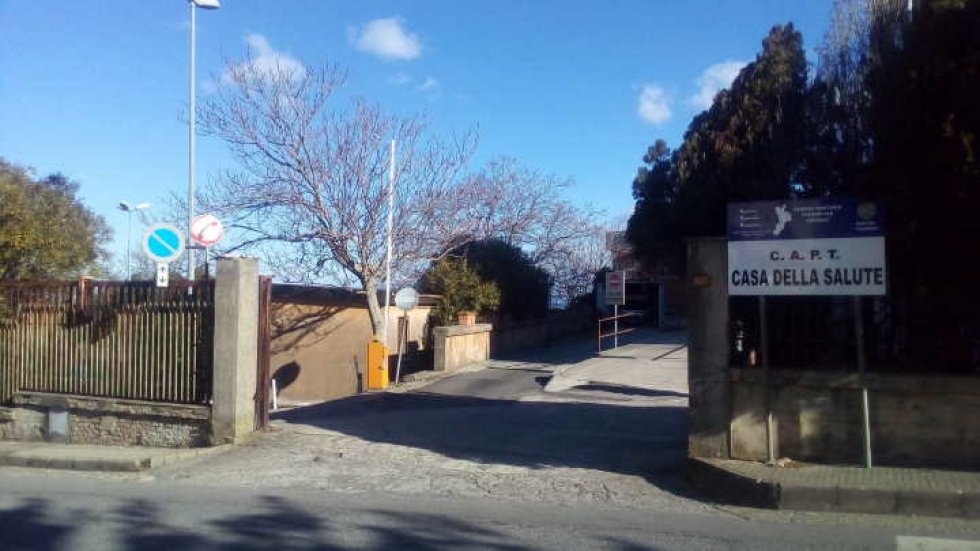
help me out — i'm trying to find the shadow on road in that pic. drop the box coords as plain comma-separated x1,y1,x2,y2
0,498,75,551
569,383,689,399
274,392,688,478
0,494,533,550
488,327,686,366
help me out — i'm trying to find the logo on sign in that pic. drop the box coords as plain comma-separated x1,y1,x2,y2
857,202,877,221
142,223,186,264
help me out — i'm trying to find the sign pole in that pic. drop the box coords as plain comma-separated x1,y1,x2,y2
614,304,619,350
760,296,775,464
853,297,873,468
394,315,407,384
382,140,396,346
392,287,419,384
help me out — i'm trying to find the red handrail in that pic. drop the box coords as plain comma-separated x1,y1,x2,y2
597,311,640,351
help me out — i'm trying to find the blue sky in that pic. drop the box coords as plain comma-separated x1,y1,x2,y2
0,1,832,268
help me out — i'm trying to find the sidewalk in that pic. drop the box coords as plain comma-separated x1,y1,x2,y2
537,329,980,519
0,441,229,472
544,329,688,397
689,457,980,519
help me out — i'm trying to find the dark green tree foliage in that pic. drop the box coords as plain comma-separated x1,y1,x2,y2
627,24,808,257
803,0,874,197
676,24,808,236
625,140,682,270
861,0,980,366
457,239,551,320
626,3,980,370
419,257,501,327
0,160,111,280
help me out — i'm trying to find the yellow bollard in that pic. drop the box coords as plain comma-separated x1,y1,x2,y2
366,339,389,390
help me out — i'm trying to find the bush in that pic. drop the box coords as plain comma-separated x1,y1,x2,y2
420,258,500,327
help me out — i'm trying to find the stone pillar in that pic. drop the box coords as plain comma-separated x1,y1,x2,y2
687,237,731,458
211,257,259,444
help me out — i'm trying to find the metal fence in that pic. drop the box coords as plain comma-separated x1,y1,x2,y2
0,279,215,405
727,295,949,373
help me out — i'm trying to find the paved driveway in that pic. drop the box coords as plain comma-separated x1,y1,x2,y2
154,330,700,510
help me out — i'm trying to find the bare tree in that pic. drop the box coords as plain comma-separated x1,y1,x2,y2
198,56,474,338
541,225,612,306
199,53,604,334
455,157,605,304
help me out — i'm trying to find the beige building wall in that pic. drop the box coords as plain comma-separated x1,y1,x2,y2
269,291,434,404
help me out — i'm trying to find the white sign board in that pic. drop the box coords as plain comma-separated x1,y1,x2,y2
605,271,626,306
190,214,224,248
727,199,886,296
156,263,169,288
394,287,419,311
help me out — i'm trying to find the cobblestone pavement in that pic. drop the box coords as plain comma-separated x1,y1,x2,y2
151,332,710,512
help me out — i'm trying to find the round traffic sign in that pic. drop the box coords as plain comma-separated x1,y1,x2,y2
190,214,224,247
142,223,186,263
394,287,419,311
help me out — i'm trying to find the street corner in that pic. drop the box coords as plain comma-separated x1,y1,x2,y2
542,372,583,393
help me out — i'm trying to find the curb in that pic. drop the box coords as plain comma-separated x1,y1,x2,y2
147,444,233,469
685,457,778,509
0,444,233,473
686,458,980,519
1,453,149,472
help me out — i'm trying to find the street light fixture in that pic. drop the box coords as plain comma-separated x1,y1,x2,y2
188,0,220,281
118,201,151,280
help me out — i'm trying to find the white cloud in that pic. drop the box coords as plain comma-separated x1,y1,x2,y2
637,85,672,125
222,33,306,84
689,60,748,110
388,72,413,86
388,73,441,97
349,18,422,61
415,76,439,93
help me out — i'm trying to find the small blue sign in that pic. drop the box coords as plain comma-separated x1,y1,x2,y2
728,198,884,242
142,223,186,263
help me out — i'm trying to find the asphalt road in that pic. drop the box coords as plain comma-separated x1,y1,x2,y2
4,472,979,550
2,335,979,549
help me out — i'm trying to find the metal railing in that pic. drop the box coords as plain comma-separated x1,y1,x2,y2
0,279,214,405
597,311,640,352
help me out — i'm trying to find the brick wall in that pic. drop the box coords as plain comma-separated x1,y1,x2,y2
490,313,591,356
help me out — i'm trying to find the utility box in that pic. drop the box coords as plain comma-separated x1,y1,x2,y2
47,408,68,442
366,340,389,390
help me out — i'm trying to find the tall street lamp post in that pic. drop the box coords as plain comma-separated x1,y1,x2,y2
188,0,220,280
118,201,151,280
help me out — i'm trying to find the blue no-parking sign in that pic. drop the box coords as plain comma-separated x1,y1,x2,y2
142,223,186,264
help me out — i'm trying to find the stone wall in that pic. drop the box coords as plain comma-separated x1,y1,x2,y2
433,324,492,372
2,392,210,448
490,313,591,356
730,369,980,470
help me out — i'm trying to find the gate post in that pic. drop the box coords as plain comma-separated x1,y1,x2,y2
687,237,731,458
211,257,260,444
